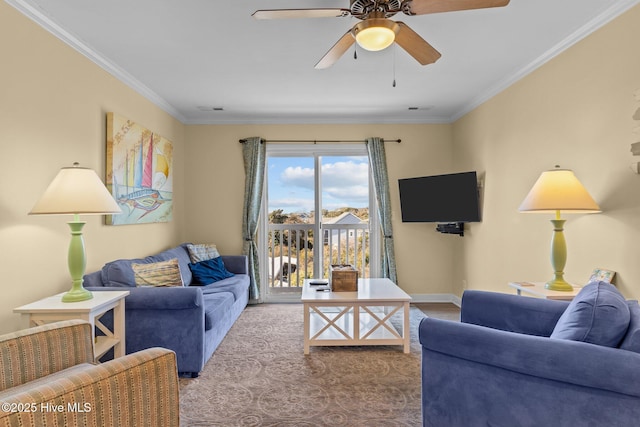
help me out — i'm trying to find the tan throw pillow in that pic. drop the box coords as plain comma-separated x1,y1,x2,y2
132,258,183,287
187,243,220,263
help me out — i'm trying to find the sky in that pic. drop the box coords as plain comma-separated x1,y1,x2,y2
267,156,369,214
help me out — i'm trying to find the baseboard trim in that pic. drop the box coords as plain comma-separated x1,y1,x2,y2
410,293,462,307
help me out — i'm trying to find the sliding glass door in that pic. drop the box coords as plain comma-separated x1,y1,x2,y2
260,144,379,302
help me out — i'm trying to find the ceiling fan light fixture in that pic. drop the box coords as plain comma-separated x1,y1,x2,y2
353,17,399,52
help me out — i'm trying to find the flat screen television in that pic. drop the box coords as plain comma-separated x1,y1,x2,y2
398,171,481,223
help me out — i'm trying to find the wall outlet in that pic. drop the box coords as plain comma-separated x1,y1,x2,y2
462,279,468,290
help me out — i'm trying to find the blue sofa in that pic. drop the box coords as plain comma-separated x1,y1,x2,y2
84,243,249,377
419,284,640,427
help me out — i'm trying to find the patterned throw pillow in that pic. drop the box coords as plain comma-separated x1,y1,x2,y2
186,243,220,263
132,258,184,287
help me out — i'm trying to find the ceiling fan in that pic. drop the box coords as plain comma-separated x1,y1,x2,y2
253,0,510,69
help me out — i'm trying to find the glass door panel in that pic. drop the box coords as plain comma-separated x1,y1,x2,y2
266,156,316,296
262,145,375,302
319,155,371,279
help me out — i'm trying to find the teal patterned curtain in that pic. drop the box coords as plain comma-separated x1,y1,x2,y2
366,137,397,284
241,137,266,302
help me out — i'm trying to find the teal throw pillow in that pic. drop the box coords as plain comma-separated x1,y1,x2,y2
189,256,235,285
551,281,630,348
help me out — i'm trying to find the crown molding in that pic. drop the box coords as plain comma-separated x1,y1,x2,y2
6,0,187,123
9,0,638,127
450,0,640,123
182,114,452,125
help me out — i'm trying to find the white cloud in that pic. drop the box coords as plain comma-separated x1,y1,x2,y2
280,166,314,189
321,161,368,188
276,160,369,210
281,161,368,188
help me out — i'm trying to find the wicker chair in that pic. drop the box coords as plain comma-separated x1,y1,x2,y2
0,319,179,426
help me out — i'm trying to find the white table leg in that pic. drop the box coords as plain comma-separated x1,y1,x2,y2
113,298,126,358
403,301,410,353
303,303,310,355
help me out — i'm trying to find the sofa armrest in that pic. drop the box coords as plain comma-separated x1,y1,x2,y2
88,286,205,375
0,320,94,391
221,255,248,275
461,290,569,336
419,317,640,397
0,347,179,426
87,286,204,310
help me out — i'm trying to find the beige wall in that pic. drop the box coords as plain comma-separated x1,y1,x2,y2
452,5,640,300
0,2,186,333
184,124,454,296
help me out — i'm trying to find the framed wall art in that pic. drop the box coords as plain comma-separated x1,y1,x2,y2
588,268,616,284
106,112,173,225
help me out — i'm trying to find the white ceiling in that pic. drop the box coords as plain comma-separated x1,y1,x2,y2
8,0,640,124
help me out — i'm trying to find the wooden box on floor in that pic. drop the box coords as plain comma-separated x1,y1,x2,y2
330,264,358,291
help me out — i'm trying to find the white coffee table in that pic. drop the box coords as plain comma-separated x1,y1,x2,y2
301,278,411,354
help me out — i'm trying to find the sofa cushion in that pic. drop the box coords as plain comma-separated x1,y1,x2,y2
200,275,250,301
620,300,640,353
101,258,142,287
150,245,193,285
132,258,183,287
189,257,234,285
202,292,234,331
551,281,630,348
83,270,103,287
187,243,220,263
101,245,192,287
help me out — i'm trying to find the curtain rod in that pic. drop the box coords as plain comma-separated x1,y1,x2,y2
238,138,401,144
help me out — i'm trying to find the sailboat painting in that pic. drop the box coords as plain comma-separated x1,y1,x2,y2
106,112,173,225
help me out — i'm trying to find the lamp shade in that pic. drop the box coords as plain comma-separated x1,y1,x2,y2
518,168,601,214
30,163,121,215
353,16,399,52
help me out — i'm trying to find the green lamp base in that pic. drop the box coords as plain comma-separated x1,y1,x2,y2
545,216,573,292
61,219,93,303
545,278,574,292
61,285,93,302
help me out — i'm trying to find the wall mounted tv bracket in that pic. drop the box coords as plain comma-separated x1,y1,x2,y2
436,222,464,236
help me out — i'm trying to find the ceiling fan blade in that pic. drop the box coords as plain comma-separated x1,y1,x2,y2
252,9,351,20
404,0,509,15
394,22,441,65
315,30,356,69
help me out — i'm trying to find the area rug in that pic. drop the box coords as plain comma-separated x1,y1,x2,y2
179,303,427,426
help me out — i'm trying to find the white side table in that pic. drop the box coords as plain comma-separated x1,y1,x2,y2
508,282,580,301
14,290,129,361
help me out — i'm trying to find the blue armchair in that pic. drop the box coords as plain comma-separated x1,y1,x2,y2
419,286,640,427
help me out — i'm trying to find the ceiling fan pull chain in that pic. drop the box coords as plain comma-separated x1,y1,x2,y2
354,44,358,60
392,44,397,87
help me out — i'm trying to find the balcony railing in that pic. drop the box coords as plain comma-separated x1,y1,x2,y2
267,223,370,290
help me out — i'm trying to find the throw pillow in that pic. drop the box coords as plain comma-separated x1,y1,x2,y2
189,256,235,285
131,258,184,287
619,300,640,353
550,281,630,348
186,243,220,263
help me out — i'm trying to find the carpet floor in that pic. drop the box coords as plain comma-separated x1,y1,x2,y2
179,303,428,426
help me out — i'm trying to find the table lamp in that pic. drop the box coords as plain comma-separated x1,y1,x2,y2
29,163,121,302
519,166,601,291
